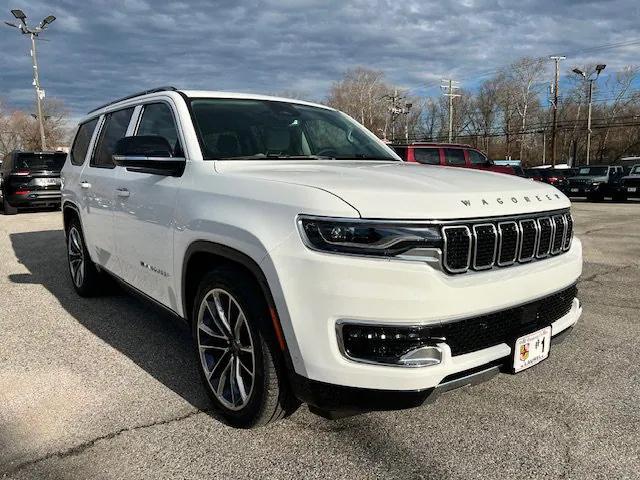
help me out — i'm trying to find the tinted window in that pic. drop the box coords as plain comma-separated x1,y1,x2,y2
13,152,66,171
189,98,397,161
414,148,440,165
137,103,180,154
469,150,487,165
92,108,134,168
444,148,466,166
392,146,407,160
70,118,99,166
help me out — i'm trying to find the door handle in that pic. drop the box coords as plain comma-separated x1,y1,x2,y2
116,188,130,198
80,181,91,189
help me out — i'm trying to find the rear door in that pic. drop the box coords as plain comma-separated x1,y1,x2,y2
79,107,135,271
62,118,100,212
112,100,183,309
413,147,441,165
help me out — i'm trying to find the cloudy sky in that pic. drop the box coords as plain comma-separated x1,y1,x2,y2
1,0,639,119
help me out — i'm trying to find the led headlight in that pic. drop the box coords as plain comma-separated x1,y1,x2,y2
297,216,443,257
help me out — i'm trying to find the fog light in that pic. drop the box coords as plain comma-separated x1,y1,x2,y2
338,323,444,367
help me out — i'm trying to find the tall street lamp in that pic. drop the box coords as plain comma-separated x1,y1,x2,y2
5,9,56,151
572,64,606,165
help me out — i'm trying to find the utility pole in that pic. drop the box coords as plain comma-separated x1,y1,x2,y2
549,55,565,167
382,89,410,142
5,9,56,151
441,79,460,143
573,64,606,165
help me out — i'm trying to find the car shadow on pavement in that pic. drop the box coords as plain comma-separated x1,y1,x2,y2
8,229,211,412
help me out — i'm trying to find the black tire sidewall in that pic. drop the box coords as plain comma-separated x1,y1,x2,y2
191,269,276,427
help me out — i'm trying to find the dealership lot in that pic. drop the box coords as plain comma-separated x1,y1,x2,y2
0,202,638,480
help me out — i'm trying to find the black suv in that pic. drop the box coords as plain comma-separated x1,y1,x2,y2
566,165,625,201
1,151,66,214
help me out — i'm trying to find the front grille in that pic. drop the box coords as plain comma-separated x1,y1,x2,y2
432,284,577,356
443,210,572,274
623,177,640,187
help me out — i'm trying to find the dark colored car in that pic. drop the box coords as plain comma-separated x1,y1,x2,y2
618,164,640,200
390,142,519,175
566,165,626,201
1,151,66,214
523,168,569,191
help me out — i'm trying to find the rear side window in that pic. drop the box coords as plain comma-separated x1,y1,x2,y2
70,118,99,166
469,150,487,165
91,108,135,168
444,148,466,166
136,103,181,155
414,148,440,165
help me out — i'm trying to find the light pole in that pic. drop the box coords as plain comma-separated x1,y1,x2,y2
5,9,56,151
573,64,606,165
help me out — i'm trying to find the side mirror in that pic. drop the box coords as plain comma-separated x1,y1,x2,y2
113,136,185,177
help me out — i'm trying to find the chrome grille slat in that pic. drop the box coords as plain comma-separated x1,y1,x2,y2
442,211,572,274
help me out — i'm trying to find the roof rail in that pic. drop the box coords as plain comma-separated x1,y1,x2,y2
87,86,178,113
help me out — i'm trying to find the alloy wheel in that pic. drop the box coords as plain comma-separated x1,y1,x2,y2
197,288,256,411
68,227,85,288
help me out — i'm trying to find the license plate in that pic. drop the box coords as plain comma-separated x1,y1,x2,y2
628,187,637,193
513,326,551,373
570,188,579,193
35,178,60,186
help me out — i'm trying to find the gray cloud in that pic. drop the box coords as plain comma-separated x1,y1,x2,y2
1,0,638,118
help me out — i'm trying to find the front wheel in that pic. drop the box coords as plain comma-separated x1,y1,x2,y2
192,268,299,428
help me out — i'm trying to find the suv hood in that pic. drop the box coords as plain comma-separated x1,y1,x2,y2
215,161,570,219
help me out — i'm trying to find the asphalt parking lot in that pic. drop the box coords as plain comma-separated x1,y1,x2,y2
1,202,639,480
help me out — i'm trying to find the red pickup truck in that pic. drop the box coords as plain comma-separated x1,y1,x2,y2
390,143,521,176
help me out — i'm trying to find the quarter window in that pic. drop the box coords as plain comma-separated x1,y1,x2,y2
414,148,440,165
91,108,135,168
469,150,487,165
444,148,466,166
70,118,98,166
136,103,181,155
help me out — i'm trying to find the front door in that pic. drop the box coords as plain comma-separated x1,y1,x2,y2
79,107,135,271
113,100,183,311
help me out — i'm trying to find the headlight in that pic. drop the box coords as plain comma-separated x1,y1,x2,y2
591,181,602,187
297,216,442,257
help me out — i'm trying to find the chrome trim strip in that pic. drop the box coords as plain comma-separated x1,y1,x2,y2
472,223,497,270
442,225,472,273
497,221,519,266
563,212,573,251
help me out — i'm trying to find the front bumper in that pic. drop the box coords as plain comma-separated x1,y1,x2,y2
265,233,582,392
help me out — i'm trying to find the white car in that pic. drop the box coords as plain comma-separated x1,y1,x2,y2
61,87,582,427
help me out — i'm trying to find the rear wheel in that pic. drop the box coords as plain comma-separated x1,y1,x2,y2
65,219,106,296
2,198,17,215
192,268,298,428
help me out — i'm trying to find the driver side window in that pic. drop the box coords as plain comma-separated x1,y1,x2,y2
136,103,182,156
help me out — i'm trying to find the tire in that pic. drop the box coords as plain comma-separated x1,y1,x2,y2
65,218,106,297
587,192,604,202
192,267,299,428
2,197,17,215
613,193,627,202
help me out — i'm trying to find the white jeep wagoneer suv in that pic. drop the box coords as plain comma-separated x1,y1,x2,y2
61,87,582,427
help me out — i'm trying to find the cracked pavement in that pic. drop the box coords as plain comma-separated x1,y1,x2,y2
1,202,639,480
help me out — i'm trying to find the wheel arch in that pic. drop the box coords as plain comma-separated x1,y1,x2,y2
62,201,82,233
182,241,287,352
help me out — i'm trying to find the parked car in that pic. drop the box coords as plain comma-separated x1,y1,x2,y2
524,168,569,191
62,87,582,427
1,150,66,214
618,164,640,199
566,165,626,201
391,143,519,175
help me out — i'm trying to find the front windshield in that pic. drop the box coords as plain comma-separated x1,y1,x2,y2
577,166,608,176
631,166,640,175
190,98,399,161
